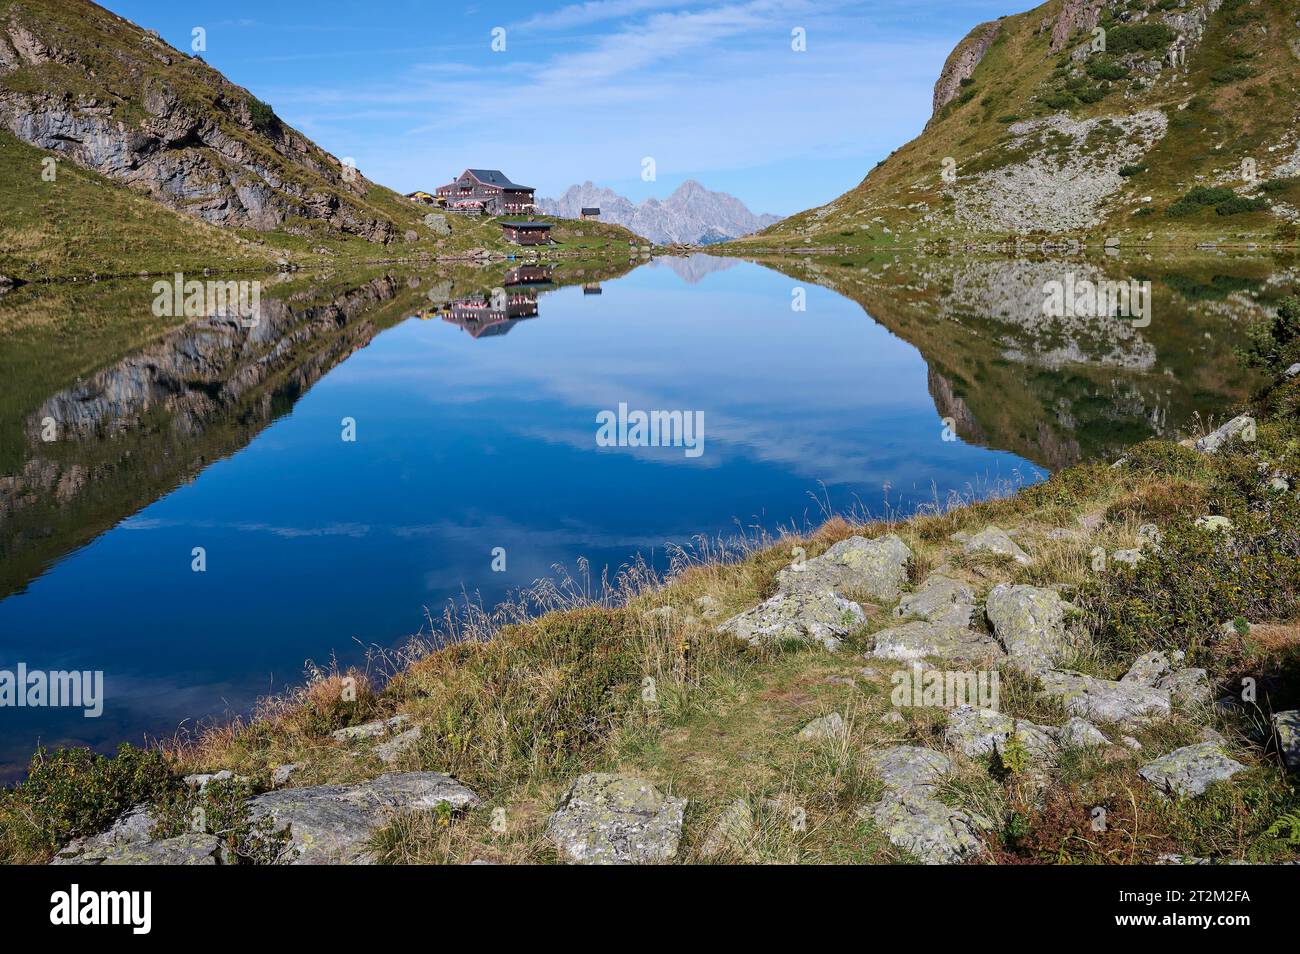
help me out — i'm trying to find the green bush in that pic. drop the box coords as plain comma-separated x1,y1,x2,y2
1261,178,1298,195
1105,24,1176,55
10,744,178,850
1244,296,1300,372
1214,195,1268,216
248,96,280,134
1119,163,1147,177
1211,64,1256,85
1086,57,1129,81
1168,186,1255,217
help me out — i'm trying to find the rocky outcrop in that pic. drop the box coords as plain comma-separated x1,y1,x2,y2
1049,0,1104,53
546,773,686,865
1139,742,1246,798
931,21,1002,117
962,526,1031,566
985,584,1073,671
863,746,987,864
1037,669,1172,725
0,5,401,241
1274,711,1300,774
894,575,976,627
798,712,846,740
869,620,1004,665
776,534,913,601
717,590,866,651
944,706,1057,763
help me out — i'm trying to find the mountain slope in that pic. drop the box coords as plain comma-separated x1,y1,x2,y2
735,0,1300,248
539,180,781,244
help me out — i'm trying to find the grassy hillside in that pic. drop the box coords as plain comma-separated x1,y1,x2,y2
733,0,1300,250
0,0,647,280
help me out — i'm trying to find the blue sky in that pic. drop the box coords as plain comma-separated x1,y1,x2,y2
108,0,1013,215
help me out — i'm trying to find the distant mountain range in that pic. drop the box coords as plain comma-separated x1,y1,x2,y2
538,180,781,245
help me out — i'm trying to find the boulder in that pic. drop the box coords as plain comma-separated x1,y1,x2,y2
717,590,866,651
1156,668,1211,709
869,620,1004,665
776,534,913,601
1037,670,1172,725
870,746,953,798
1138,742,1246,798
1121,650,1179,687
894,575,976,626
1273,710,1300,774
54,833,228,866
422,213,451,236
962,526,1031,565
51,804,158,864
867,793,988,865
944,705,1057,762
798,712,846,740
331,714,409,741
985,584,1072,671
1194,415,1254,454
546,773,686,865
247,771,479,864
372,726,422,765
1054,717,1111,749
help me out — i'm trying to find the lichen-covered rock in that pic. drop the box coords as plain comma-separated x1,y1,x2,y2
1273,710,1300,774
247,771,479,864
894,575,976,627
546,773,686,865
1156,668,1211,709
1054,716,1111,749
1194,415,1254,454
372,726,422,765
985,584,1072,671
869,620,1004,665
1037,670,1172,725
54,832,228,866
1138,742,1246,798
331,714,409,741
776,534,913,601
870,746,953,798
962,526,1031,565
799,712,846,740
944,705,1057,762
1121,650,1178,687
867,793,988,865
51,804,158,864
717,590,865,651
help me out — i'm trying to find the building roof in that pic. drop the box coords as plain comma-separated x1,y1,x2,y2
581,207,601,214
500,221,552,229
464,169,534,191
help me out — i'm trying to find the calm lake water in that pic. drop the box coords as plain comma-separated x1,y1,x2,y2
0,251,1276,779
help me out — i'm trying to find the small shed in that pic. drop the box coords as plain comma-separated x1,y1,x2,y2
580,207,601,220
501,221,553,246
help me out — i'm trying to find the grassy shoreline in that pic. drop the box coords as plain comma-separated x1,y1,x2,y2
2,289,1297,865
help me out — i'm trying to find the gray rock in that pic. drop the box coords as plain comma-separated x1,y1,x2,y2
776,534,913,601
799,712,846,740
372,726,422,765
699,798,754,858
182,769,246,792
546,773,686,865
1194,415,1254,454
1273,710,1300,773
1121,650,1177,687
52,804,158,863
1122,736,1143,751
1156,668,1211,709
1138,742,1246,798
422,213,451,236
54,833,228,866
247,771,479,864
869,620,1004,665
1055,717,1111,749
894,575,977,626
870,746,953,799
1111,548,1143,567
985,584,1072,671
271,764,299,786
1285,362,1300,379
1037,669,1172,725
944,705,1057,762
717,590,866,651
962,526,1031,565
331,714,409,741
866,793,988,865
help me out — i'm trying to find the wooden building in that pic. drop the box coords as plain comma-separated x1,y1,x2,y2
406,190,437,205
580,207,601,220
443,292,539,338
435,169,536,215
500,221,552,245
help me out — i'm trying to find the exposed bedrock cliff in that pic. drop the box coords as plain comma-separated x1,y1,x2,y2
931,20,1002,117
0,3,398,242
